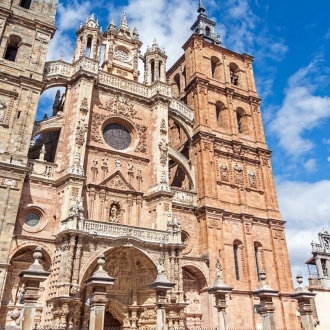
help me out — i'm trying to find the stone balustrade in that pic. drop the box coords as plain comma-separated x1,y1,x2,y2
28,160,57,179
43,60,72,78
172,188,197,206
98,71,149,97
311,242,329,253
149,81,171,98
169,98,194,124
84,220,170,244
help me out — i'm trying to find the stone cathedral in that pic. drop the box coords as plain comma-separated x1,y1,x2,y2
0,0,304,329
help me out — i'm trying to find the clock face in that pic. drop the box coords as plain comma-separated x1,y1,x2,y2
115,49,129,62
24,212,40,227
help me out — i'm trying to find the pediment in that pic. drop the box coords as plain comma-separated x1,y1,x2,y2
99,170,136,192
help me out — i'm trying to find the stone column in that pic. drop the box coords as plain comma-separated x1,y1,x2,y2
148,256,175,330
18,247,50,330
252,270,279,330
315,257,324,279
85,254,115,330
291,275,317,330
207,259,233,330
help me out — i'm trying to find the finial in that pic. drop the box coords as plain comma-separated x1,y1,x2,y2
133,27,139,39
215,259,223,280
198,0,206,14
97,254,106,270
119,11,129,28
153,38,158,47
90,13,95,20
296,274,304,288
108,17,116,30
259,270,267,284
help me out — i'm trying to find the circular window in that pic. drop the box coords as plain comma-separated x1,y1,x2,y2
103,123,132,150
19,207,48,233
24,212,40,227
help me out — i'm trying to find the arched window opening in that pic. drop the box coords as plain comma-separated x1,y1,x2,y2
86,37,92,58
205,26,211,37
20,0,32,9
229,63,239,86
233,244,240,280
237,112,242,133
215,101,225,127
150,60,155,83
236,107,248,134
158,60,162,81
171,73,181,97
182,66,186,88
174,73,181,95
254,242,262,281
211,56,221,80
233,239,243,281
4,36,21,62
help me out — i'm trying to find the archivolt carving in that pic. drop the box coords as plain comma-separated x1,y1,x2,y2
8,241,53,263
180,261,209,287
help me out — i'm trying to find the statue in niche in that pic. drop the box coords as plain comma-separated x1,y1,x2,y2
109,203,120,223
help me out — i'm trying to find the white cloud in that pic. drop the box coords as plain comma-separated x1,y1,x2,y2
323,138,330,144
327,157,330,162
57,0,93,31
303,158,318,173
269,59,330,158
277,179,330,282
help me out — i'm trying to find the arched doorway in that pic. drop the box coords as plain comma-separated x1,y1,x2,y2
81,247,158,329
182,265,209,329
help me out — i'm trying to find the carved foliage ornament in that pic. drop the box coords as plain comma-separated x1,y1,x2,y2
99,95,141,120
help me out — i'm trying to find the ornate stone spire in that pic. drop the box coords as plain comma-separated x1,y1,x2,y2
119,12,129,29
191,0,220,44
198,0,206,14
108,17,116,30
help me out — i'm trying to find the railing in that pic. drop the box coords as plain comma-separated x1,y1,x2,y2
43,60,72,78
72,57,99,74
150,81,171,98
83,220,169,244
172,188,197,206
28,160,57,179
311,242,330,253
98,71,149,97
170,98,194,124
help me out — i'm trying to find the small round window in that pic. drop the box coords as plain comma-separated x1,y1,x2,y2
24,212,40,227
103,123,132,150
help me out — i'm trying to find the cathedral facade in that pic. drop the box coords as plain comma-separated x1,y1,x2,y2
0,0,301,329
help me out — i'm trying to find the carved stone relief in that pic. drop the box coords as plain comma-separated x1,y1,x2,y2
0,99,8,123
233,164,243,185
159,138,168,166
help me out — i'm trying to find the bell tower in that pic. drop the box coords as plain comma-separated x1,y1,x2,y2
0,0,58,302
73,14,103,62
143,39,167,84
167,2,299,329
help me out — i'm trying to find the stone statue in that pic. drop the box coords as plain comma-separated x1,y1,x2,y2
157,256,165,275
216,259,223,279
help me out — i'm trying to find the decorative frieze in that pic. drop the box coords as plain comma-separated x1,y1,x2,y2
83,220,169,243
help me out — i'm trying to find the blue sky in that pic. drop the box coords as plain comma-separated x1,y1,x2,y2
39,0,330,282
